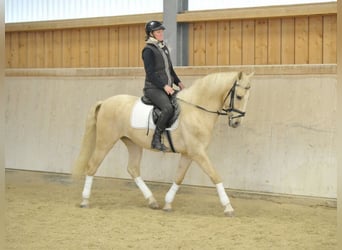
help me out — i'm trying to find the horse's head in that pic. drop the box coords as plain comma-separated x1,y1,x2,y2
224,72,253,128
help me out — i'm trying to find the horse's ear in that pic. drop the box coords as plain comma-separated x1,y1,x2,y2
238,71,243,80
248,72,255,78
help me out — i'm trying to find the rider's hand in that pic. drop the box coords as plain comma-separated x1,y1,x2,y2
164,85,174,95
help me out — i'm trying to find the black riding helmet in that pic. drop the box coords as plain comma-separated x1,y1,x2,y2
145,20,165,37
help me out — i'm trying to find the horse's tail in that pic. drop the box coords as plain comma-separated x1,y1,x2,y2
72,101,103,177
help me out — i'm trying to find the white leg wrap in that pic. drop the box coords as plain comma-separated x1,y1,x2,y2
134,177,152,199
165,182,179,204
82,175,94,199
216,183,230,206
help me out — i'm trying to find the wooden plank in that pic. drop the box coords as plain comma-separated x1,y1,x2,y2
5,34,12,68
9,32,19,68
79,29,90,67
98,27,109,67
193,22,206,66
323,14,337,64
205,21,218,65
89,28,99,67
242,19,255,65
138,24,146,67
229,20,242,65
187,23,194,66
281,17,295,64
62,29,72,67
268,18,281,64
18,32,28,68
108,27,119,67
36,31,45,67
308,16,323,64
44,31,53,67
294,16,309,64
70,29,80,67
27,32,37,67
217,21,230,65
118,26,129,67
255,19,268,65
52,30,63,67
128,25,141,67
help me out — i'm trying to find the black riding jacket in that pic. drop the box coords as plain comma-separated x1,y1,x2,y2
142,43,181,90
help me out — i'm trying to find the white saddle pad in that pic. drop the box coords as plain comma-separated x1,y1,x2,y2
130,99,179,130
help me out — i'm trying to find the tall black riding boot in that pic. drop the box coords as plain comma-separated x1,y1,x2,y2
151,127,169,152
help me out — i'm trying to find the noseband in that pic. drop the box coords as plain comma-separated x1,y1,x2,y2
222,80,249,123
177,80,249,123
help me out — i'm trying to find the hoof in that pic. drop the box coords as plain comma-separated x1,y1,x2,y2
149,201,160,210
224,210,235,217
224,203,235,217
162,203,172,212
148,196,160,209
80,199,89,208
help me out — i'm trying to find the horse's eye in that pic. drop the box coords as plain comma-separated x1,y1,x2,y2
236,95,243,100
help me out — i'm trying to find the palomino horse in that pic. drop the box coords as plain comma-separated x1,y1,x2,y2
72,71,253,216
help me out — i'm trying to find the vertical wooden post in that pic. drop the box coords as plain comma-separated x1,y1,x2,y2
337,1,342,249
0,0,5,246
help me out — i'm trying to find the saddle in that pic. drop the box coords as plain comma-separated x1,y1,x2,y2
140,92,180,128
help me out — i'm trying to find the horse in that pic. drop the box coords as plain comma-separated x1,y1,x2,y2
72,71,253,216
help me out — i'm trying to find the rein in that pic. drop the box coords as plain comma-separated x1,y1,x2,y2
177,80,247,120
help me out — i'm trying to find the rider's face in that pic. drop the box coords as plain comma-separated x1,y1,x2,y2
152,29,164,41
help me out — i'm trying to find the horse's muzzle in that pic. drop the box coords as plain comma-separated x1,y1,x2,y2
229,117,241,128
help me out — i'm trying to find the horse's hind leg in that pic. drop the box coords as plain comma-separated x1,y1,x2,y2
80,137,119,208
163,154,192,212
121,137,159,209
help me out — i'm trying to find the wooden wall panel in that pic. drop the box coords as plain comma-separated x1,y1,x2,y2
9,32,19,68
27,32,37,67
89,29,99,67
255,19,268,64
323,15,337,64
44,31,53,67
217,21,230,65
79,29,90,67
242,19,255,65
268,19,281,64
281,17,295,64
4,11,336,68
295,17,309,64
5,34,11,67
52,30,62,67
193,22,206,66
36,31,45,67
98,27,109,67
128,25,142,67
118,26,129,67
308,16,323,64
70,29,80,67
205,22,218,65
229,20,242,65
18,32,27,67
109,27,119,67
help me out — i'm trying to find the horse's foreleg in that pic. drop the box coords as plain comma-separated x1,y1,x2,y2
192,152,234,217
80,175,93,208
122,138,159,209
163,154,192,212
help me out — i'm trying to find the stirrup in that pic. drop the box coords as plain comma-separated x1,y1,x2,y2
152,142,169,152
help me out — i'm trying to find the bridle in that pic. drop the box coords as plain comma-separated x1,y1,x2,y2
177,80,250,124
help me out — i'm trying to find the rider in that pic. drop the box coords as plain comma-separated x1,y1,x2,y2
142,20,185,151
